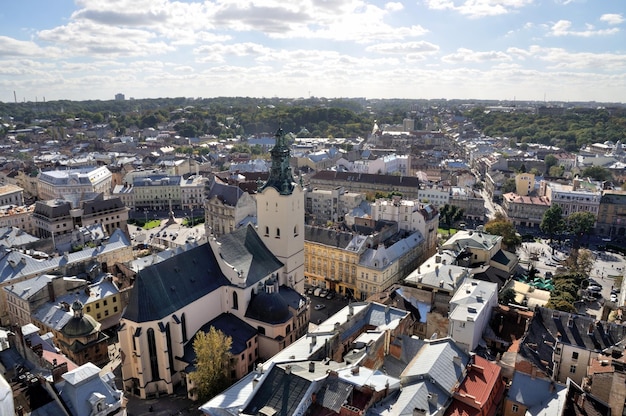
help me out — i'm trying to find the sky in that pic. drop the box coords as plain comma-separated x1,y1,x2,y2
1,0,625,103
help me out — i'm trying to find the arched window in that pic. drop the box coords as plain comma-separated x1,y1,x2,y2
165,323,175,375
147,328,160,381
294,225,298,237
276,228,280,238
181,313,188,343
232,292,239,310
265,226,269,236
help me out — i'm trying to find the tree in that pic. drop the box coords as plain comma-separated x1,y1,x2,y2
544,154,558,173
581,165,613,182
540,205,564,242
439,204,464,235
501,178,516,194
499,288,516,305
565,248,594,275
566,211,596,248
189,327,233,402
485,212,521,250
549,165,565,177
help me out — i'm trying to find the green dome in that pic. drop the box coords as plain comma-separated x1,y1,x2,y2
61,313,100,338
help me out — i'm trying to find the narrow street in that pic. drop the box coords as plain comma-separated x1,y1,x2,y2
479,189,505,220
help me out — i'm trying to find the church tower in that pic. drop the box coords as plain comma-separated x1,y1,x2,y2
256,127,305,293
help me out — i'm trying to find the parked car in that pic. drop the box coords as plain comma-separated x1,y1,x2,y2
319,289,329,298
306,287,315,295
326,291,335,300
314,304,326,310
611,293,618,303
588,285,602,293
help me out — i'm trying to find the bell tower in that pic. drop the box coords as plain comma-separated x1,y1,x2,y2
256,127,305,293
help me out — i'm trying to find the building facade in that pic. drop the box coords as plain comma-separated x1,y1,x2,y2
37,166,113,201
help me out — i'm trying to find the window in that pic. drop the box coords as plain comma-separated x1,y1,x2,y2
103,299,108,306
114,306,118,313
147,328,160,380
572,351,579,360
276,228,280,238
232,292,239,310
96,303,100,309
265,226,269,236
512,404,519,413
570,365,576,374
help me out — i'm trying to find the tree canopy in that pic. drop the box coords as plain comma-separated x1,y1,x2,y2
485,212,521,249
540,205,564,241
439,204,464,235
189,327,233,402
566,211,596,248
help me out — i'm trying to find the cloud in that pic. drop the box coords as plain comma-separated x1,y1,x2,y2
442,48,512,63
366,41,440,55
385,2,404,12
600,14,625,25
423,0,534,19
525,45,626,71
549,19,620,37
0,36,59,58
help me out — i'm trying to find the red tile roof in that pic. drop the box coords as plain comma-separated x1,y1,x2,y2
446,356,504,416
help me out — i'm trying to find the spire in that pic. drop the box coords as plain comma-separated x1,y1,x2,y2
262,127,295,195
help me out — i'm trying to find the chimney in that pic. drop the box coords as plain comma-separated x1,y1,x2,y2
453,356,462,366
285,365,292,375
428,393,438,406
311,335,317,346
351,366,360,375
47,281,55,303
309,362,315,373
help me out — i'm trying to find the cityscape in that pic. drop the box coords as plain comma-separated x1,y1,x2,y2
0,96,625,415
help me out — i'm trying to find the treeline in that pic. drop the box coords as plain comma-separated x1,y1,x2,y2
465,107,626,151
0,97,380,139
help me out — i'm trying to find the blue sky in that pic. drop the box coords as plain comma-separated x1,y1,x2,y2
1,0,624,103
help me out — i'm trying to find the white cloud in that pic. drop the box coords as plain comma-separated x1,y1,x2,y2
549,19,620,37
526,45,626,71
423,0,534,19
600,14,625,25
366,41,440,55
441,48,512,63
385,2,404,12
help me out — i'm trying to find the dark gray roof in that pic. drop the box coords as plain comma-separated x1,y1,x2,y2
207,180,244,206
317,377,353,413
520,307,626,375
179,313,257,372
217,225,283,288
305,225,354,248
123,243,230,323
243,365,312,416
245,289,292,324
311,170,421,187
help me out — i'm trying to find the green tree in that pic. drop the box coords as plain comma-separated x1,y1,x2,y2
485,212,521,250
565,248,594,275
540,205,564,242
581,165,613,182
499,288,516,305
501,178,516,194
189,327,233,402
566,211,596,248
439,204,464,235
544,154,558,173
549,165,565,177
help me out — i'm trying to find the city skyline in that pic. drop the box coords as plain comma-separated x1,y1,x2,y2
1,0,625,103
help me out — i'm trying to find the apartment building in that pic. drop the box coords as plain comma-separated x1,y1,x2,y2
539,178,601,217
37,166,113,201
306,186,364,225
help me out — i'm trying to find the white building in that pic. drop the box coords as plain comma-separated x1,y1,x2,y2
37,166,113,201
540,178,601,217
448,278,498,353
417,185,450,207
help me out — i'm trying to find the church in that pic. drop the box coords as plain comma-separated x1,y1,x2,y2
118,128,307,399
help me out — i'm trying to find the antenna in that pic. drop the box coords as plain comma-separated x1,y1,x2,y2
13,91,17,104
